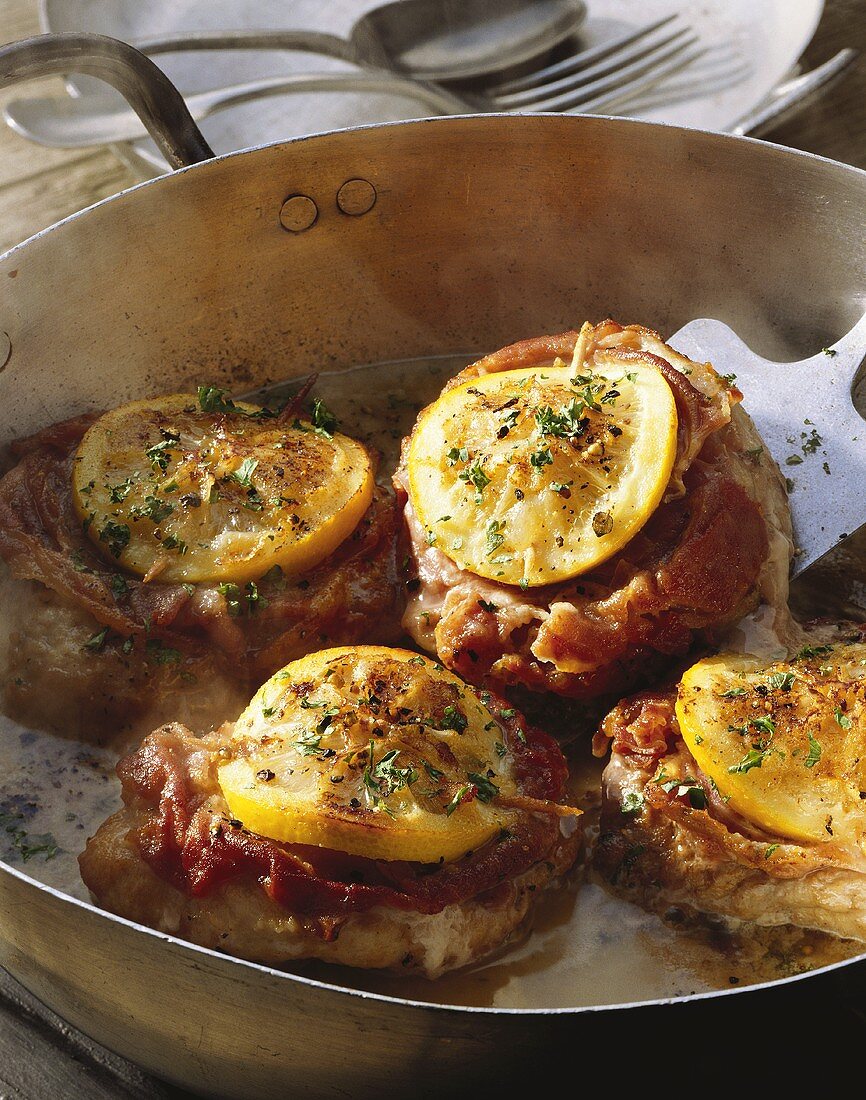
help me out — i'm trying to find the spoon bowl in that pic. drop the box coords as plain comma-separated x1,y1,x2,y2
353,0,588,80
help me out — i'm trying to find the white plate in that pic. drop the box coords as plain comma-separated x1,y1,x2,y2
42,0,824,176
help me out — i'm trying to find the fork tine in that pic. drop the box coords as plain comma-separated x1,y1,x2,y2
491,27,694,109
529,42,707,114
488,13,680,95
613,60,753,115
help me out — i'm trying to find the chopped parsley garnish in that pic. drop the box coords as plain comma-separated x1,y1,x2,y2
296,730,323,756
437,705,468,733
83,627,109,652
145,434,179,472
98,520,131,559
109,574,128,598
485,519,506,557
728,747,767,774
458,458,491,500
70,549,91,573
145,639,182,665
720,687,748,698
477,599,498,613
767,671,795,692
198,385,240,415
131,495,173,525
620,790,645,815
446,446,469,466
445,784,473,816
422,760,445,781
751,716,777,738
218,579,268,617
804,733,822,768
467,772,499,804
311,398,338,437
764,843,780,859
365,747,418,800
230,457,259,488
530,446,553,470
834,707,852,730
795,643,833,662
801,428,823,455
108,478,134,503
161,534,187,554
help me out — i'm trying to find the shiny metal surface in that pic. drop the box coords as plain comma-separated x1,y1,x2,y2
0,109,865,1092
671,314,866,575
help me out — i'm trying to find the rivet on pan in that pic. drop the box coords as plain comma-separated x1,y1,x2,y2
336,179,377,216
279,195,318,233
0,332,10,372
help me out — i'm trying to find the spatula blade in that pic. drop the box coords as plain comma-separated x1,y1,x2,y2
668,316,866,577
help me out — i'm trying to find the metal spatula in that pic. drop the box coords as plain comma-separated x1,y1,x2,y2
668,314,866,577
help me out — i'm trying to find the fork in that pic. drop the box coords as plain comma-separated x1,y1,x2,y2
4,15,735,149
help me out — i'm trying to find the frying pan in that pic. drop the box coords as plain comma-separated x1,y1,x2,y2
1,33,866,1096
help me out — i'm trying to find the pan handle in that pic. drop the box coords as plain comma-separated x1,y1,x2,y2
0,33,214,169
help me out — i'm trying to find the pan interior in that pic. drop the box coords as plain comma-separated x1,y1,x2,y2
2,350,863,1011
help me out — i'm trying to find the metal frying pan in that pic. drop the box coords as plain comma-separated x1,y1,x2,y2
1,33,866,1097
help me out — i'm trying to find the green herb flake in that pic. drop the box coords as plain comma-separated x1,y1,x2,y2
530,446,554,470
805,733,822,769
728,747,766,774
438,705,468,733
109,574,129,598
620,790,645,815
145,639,182,665
834,707,852,731
230,457,259,488
485,519,506,558
467,771,499,804
458,458,492,500
98,520,131,559
83,627,109,652
311,398,338,437
445,784,473,816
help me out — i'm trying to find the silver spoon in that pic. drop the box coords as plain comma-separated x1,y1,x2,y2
88,0,588,84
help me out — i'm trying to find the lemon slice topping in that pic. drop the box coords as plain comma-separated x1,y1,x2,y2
406,357,677,586
676,640,866,848
72,392,373,584
218,646,523,863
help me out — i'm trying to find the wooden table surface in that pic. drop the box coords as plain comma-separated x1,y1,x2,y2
0,0,865,1095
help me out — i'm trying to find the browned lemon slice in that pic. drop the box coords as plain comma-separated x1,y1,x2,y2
406,359,677,587
676,640,866,848
72,393,373,584
218,646,526,863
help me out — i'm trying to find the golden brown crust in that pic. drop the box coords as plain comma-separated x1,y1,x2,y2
80,802,578,978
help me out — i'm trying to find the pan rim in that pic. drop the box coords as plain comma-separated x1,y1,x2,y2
3,110,866,270
5,855,866,1015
